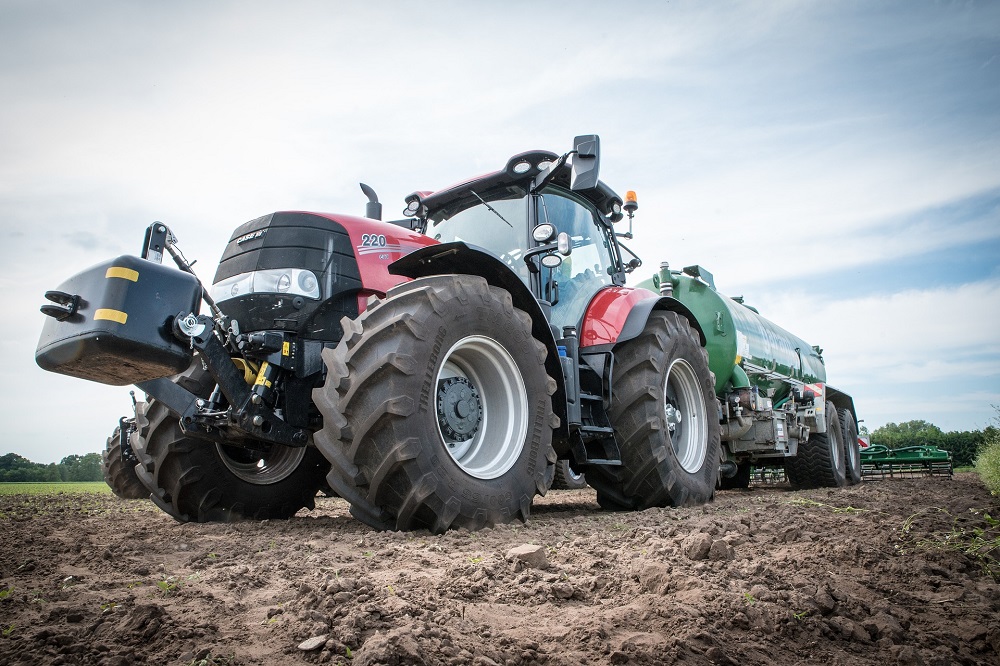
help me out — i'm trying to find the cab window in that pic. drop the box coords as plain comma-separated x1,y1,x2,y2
536,189,616,330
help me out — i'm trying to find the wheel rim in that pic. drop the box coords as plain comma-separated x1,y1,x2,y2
436,335,528,480
664,358,708,474
216,443,306,485
829,415,843,470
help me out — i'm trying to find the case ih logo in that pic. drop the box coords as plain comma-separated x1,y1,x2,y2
236,230,266,245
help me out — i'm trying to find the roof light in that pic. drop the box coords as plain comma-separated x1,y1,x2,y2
512,161,532,174
624,190,638,214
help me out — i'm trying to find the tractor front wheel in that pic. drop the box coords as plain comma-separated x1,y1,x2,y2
588,310,721,510
102,417,148,500
313,275,557,533
131,360,329,522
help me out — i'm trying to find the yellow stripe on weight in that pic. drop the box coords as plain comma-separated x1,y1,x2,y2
105,267,139,282
94,309,128,324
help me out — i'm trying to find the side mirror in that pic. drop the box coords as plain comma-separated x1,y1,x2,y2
570,134,600,191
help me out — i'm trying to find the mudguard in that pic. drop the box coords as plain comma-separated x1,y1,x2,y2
580,290,707,350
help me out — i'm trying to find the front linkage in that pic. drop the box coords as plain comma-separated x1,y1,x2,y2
137,225,315,452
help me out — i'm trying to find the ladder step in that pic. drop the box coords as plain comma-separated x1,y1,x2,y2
579,425,615,436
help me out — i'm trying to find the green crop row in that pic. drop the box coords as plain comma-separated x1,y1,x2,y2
0,482,113,496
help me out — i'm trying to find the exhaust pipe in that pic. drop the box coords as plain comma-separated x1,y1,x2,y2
359,183,382,221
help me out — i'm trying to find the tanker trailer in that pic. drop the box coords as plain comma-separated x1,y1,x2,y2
635,264,861,489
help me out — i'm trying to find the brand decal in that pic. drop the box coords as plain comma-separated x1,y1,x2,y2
236,229,266,244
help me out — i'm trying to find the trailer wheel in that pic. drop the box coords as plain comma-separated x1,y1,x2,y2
839,408,862,485
588,310,721,510
552,460,588,490
719,462,752,490
785,400,847,489
102,418,148,500
313,275,557,533
131,360,329,522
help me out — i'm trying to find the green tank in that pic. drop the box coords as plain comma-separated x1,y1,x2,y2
636,264,826,402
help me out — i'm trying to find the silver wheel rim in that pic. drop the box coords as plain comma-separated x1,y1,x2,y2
436,335,528,480
216,443,306,485
664,358,708,474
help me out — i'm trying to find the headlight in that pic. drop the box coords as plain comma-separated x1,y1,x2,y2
211,268,322,303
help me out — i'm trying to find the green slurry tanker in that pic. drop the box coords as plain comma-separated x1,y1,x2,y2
635,264,860,489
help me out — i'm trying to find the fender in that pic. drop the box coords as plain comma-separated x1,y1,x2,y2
390,242,567,430
581,289,707,349
826,385,857,424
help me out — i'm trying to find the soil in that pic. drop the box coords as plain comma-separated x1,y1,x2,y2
2,473,998,666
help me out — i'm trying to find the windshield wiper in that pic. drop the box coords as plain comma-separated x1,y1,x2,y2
470,190,512,227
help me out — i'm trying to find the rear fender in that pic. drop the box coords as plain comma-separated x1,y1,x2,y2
826,385,857,424
581,290,707,349
390,242,565,425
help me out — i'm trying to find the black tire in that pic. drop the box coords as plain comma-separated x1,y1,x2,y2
587,310,721,510
719,462,752,490
839,408,862,485
102,418,148,500
131,359,329,522
552,460,588,490
785,400,847,489
312,275,558,533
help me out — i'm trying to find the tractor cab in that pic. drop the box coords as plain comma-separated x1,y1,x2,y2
404,136,630,332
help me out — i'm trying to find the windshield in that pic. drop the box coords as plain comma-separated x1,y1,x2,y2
427,193,530,282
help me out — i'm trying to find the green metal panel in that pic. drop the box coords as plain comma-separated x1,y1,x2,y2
636,270,826,398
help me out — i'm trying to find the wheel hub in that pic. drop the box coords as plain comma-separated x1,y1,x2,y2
665,403,683,433
436,377,483,444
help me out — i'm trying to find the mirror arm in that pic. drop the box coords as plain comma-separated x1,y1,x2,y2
530,151,575,193
617,241,643,274
523,241,559,273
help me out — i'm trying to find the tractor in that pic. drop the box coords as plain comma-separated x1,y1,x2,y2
37,135,723,531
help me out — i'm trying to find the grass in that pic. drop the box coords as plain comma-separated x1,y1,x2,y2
975,432,1000,496
900,507,1000,580
0,482,111,496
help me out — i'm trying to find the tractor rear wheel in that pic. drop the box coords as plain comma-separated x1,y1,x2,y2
131,359,329,522
102,417,148,499
552,460,588,490
313,275,557,533
785,400,847,489
587,310,721,510
839,408,862,485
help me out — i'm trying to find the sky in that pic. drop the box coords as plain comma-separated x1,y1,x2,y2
2,0,998,463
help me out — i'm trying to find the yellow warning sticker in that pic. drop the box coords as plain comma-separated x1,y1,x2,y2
94,309,128,324
282,342,290,356
105,267,139,282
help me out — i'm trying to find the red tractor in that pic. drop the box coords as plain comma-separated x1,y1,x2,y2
37,136,720,531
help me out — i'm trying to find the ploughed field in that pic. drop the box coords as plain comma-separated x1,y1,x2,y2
1,474,998,665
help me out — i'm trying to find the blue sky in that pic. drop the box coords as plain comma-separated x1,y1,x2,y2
1,0,998,463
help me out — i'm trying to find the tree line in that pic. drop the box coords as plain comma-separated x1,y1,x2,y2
868,420,996,468
0,452,103,482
